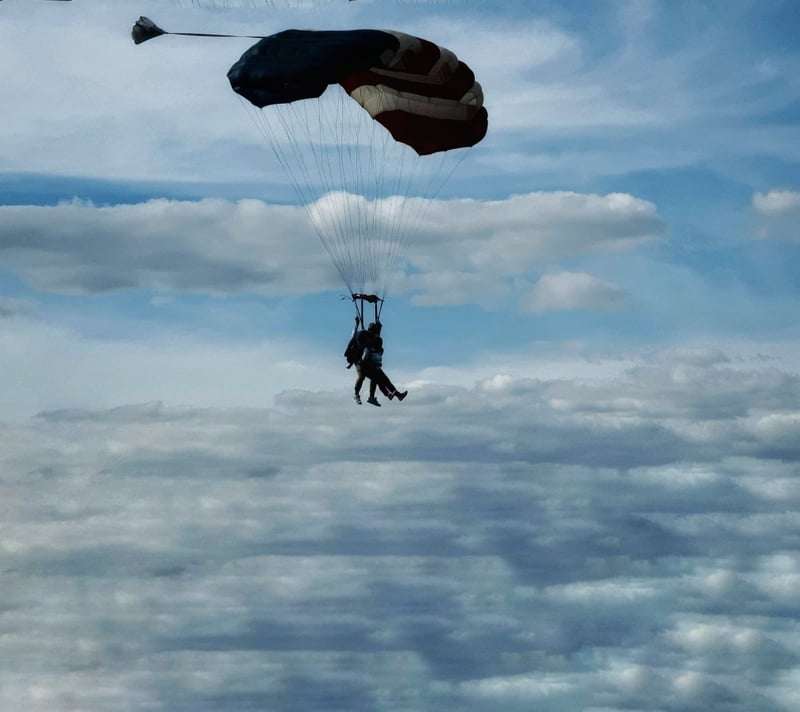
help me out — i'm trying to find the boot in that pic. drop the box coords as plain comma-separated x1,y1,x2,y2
396,391,408,401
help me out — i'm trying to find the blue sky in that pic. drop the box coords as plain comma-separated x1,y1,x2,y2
1,0,799,397
2,1,800,710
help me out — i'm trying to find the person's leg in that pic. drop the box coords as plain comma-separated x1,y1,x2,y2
362,365,381,405
376,369,397,398
366,379,381,406
378,369,407,401
354,367,365,404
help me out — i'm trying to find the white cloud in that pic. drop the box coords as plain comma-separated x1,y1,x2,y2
2,346,800,710
0,311,344,418
411,192,661,271
522,271,627,313
753,190,800,217
0,191,662,305
0,198,335,295
753,189,800,242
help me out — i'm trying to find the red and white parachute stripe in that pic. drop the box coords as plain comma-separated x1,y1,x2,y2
340,31,488,156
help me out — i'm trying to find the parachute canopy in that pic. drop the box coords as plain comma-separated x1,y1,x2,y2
228,29,487,156
133,20,488,299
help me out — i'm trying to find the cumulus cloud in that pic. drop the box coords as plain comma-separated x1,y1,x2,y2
410,191,662,271
754,189,800,241
0,198,335,295
0,191,662,304
522,271,627,313
753,190,800,216
2,347,800,710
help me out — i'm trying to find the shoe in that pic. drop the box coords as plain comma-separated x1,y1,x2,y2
367,397,381,407
396,391,408,401
354,394,362,405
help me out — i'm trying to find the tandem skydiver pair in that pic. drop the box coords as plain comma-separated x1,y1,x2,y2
345,294,407,407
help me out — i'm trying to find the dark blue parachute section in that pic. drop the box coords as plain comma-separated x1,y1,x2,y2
227,29,398,108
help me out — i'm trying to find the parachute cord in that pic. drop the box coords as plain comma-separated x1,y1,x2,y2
237,81,472,303
333,88,360,290
284,98,354,292
376,142,419,298
239,97,353,293
384,149,469,303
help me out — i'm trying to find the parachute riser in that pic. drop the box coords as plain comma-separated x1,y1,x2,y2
352,292,383,326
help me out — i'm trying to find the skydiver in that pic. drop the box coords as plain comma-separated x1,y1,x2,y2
346,315,371,404
360,322,408,406
347,319,407,406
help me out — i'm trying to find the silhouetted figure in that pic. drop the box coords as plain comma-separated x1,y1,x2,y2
346,319,407,406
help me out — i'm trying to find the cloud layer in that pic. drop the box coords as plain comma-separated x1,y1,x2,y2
522,271,627,313
2,348,800,711
0,192,662,306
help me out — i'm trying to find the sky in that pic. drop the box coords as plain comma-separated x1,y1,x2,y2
1,0,800,710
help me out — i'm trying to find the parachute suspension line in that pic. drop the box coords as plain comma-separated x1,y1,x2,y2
300,97,346,283
372,111,393,294
377,136,428,300
339,91,362,290
350,90,372,293
383,151,439,295
287,98,342,281
332,89,364,291
239,96,354,293
364,101,383,292
242,86,472,305
238,85,478,303
238,100,312,244
374,120,397,295
303,90,360,293
273,103,348,290
333,88,361,290
354,94,373,292
364,109,384,293
383,149,469,303
382,143,425,296
282,96,354,293
363,123,403,297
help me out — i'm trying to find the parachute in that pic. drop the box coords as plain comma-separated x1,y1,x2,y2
133,18,488,309
228,29,488,305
